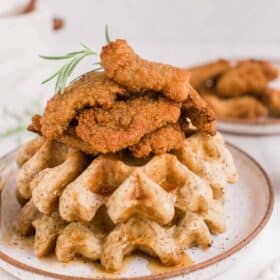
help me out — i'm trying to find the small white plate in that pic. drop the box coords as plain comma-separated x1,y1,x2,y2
0,144,274,280
216,58,280,136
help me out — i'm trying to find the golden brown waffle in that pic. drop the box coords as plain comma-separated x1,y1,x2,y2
15,133,237,271
175,133,238,199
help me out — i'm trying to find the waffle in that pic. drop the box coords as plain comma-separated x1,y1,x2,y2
15,133,237,271
175,132,238,199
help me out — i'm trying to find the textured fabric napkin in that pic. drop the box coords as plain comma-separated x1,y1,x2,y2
257,258,280,280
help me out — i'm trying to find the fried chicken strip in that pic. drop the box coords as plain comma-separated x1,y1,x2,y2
101,39,191,102
203,93,268,120
216,59,278,97
129,124,185,158
189,59,231,89
40,71,126,140
181,87,216,135
28,115,98,155
76,96,181,153
259,88,280,117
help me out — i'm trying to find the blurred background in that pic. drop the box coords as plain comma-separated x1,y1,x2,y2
0,1,279,279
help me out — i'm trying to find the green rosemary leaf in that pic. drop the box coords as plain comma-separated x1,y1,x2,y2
105,24,111,43
41,45,99,94
0,124,26,138
92,67,103,72
92,62,101,66
41,70,59,85
55,63,69,93
80,43,96,53
40,24,116,94
2,108,21,122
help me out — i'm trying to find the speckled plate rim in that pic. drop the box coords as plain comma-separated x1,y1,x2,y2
0,143,274,280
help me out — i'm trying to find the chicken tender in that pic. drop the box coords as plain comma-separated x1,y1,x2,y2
40,71,126,140
101,39,190,102
203,94,268,120
216,59,278,97
190,59,231,89
76,96,181,153
259,88,280,117
130,124,185,158
181,87,216,135
28,115,98,155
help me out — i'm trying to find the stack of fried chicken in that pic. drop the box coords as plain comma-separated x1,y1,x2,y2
189,59,280,120
14,39,238,272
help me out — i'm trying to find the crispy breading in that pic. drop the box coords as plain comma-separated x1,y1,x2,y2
259,88,280,117
216,59,278,97
189,59,231,89
130,124,185,158
101,39,191,102
181,87,216,135
76,96,181,153
28,115,98,155
203,93,268,120
40,71,126,140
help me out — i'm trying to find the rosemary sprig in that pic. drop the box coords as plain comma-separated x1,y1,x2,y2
40,44,98,94
105,24,111,43
0,101,41,139
41,25,112,95
0,125,26,138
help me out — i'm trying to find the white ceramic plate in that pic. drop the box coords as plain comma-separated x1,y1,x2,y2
217,117,280,136
207,58,280,136
0,144,274,280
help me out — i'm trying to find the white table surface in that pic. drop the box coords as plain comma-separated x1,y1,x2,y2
1,1,280,279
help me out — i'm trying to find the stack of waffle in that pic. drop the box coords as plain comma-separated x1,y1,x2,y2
14,39,238,271
16,133,237,271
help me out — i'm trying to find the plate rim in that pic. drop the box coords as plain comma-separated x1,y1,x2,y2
0,143,274,280
217,125,280,137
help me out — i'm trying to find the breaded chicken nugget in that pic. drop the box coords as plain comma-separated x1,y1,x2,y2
190,59,231,89
76,96,181,153
181,87,216,135
216,59,278,97
129,124,185,158
40,71,126,140
260,88,280,117
28,115,98,155
203,93,268,120
101,39,190,102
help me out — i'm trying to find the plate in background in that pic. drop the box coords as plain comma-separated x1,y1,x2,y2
194,58,280,136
